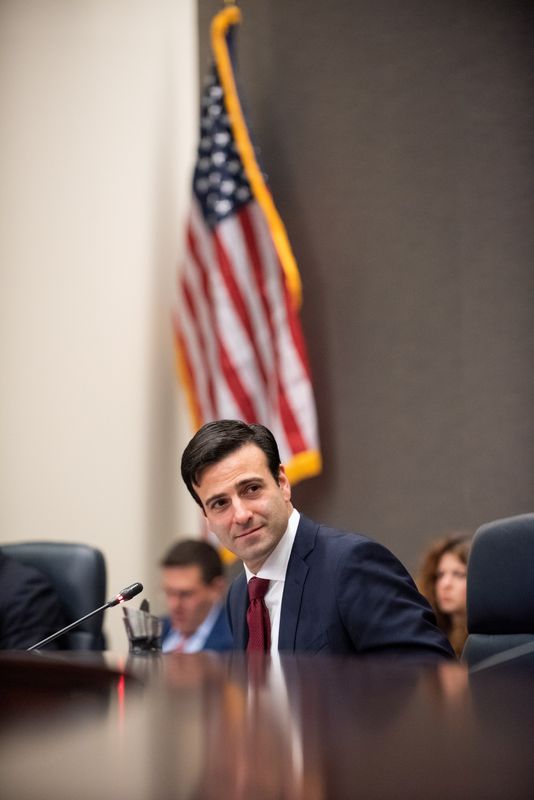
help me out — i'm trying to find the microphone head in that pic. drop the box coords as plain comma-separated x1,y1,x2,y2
108,582,143,607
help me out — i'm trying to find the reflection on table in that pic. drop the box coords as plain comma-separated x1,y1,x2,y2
1,650,533,799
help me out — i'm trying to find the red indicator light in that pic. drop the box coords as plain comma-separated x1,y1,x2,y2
117,674,125,727
117,594,125,604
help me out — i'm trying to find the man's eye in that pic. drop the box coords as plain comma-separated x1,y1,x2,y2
245,484,261,494
210,499,228,511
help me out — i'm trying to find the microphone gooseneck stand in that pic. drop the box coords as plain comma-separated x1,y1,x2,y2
26,582,144,651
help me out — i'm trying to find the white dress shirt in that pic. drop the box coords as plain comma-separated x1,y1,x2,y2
244,508,300,654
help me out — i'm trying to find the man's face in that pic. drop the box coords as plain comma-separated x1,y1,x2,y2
194,443,292,574
161,564,223,637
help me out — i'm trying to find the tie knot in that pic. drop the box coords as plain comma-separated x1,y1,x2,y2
248,576,270,601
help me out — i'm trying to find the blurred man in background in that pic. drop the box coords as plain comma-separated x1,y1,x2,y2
160,539,233,653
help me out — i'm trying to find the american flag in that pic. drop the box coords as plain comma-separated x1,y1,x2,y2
173,5,321,485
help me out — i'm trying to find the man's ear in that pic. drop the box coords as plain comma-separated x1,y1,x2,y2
277,465,292,500
209,575,226,597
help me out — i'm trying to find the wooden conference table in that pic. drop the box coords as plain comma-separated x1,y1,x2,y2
1,649,533,800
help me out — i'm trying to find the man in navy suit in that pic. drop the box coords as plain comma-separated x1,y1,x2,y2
180,420,454,660
160,539,233,653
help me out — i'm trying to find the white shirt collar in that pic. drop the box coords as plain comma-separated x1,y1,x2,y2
244,508,300,583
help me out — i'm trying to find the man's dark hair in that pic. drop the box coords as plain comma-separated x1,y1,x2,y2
160,539,223,585
181,419,281,508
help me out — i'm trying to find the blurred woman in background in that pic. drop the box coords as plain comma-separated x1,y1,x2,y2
417,535,471,658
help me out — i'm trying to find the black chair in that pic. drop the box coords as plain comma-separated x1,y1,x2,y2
462,513,534,668
2,541,107,650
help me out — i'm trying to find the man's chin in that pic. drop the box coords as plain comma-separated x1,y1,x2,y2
238,543,272,572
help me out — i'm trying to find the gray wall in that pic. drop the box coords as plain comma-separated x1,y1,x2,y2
198,0,534,572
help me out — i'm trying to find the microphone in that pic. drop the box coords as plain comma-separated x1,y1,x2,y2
26,581,144,651
107,582,144,607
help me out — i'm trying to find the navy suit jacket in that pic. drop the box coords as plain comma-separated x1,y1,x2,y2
161,604,234,652
227,514,454,660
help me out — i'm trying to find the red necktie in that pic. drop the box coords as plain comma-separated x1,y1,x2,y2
246,577,271,653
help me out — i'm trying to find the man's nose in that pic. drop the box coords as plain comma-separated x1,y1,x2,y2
232,497,252,524
169,595,182,611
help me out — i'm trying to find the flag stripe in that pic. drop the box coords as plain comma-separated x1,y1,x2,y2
249,202,319,449
191,204,267,422
188,205,259,422
237,206,308,455
177,281,212,421
173,320,203,428
181,269,217,417
217,214,275,382
213,229,269,388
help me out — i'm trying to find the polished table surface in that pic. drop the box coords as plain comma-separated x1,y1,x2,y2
1,650,534,800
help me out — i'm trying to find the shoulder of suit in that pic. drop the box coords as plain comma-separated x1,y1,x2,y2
299,514,372,547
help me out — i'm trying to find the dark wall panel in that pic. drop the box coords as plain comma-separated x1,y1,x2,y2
197,0,534,571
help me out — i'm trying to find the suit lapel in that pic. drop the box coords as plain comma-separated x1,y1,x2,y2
229,573,249,649
278,515,318,651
